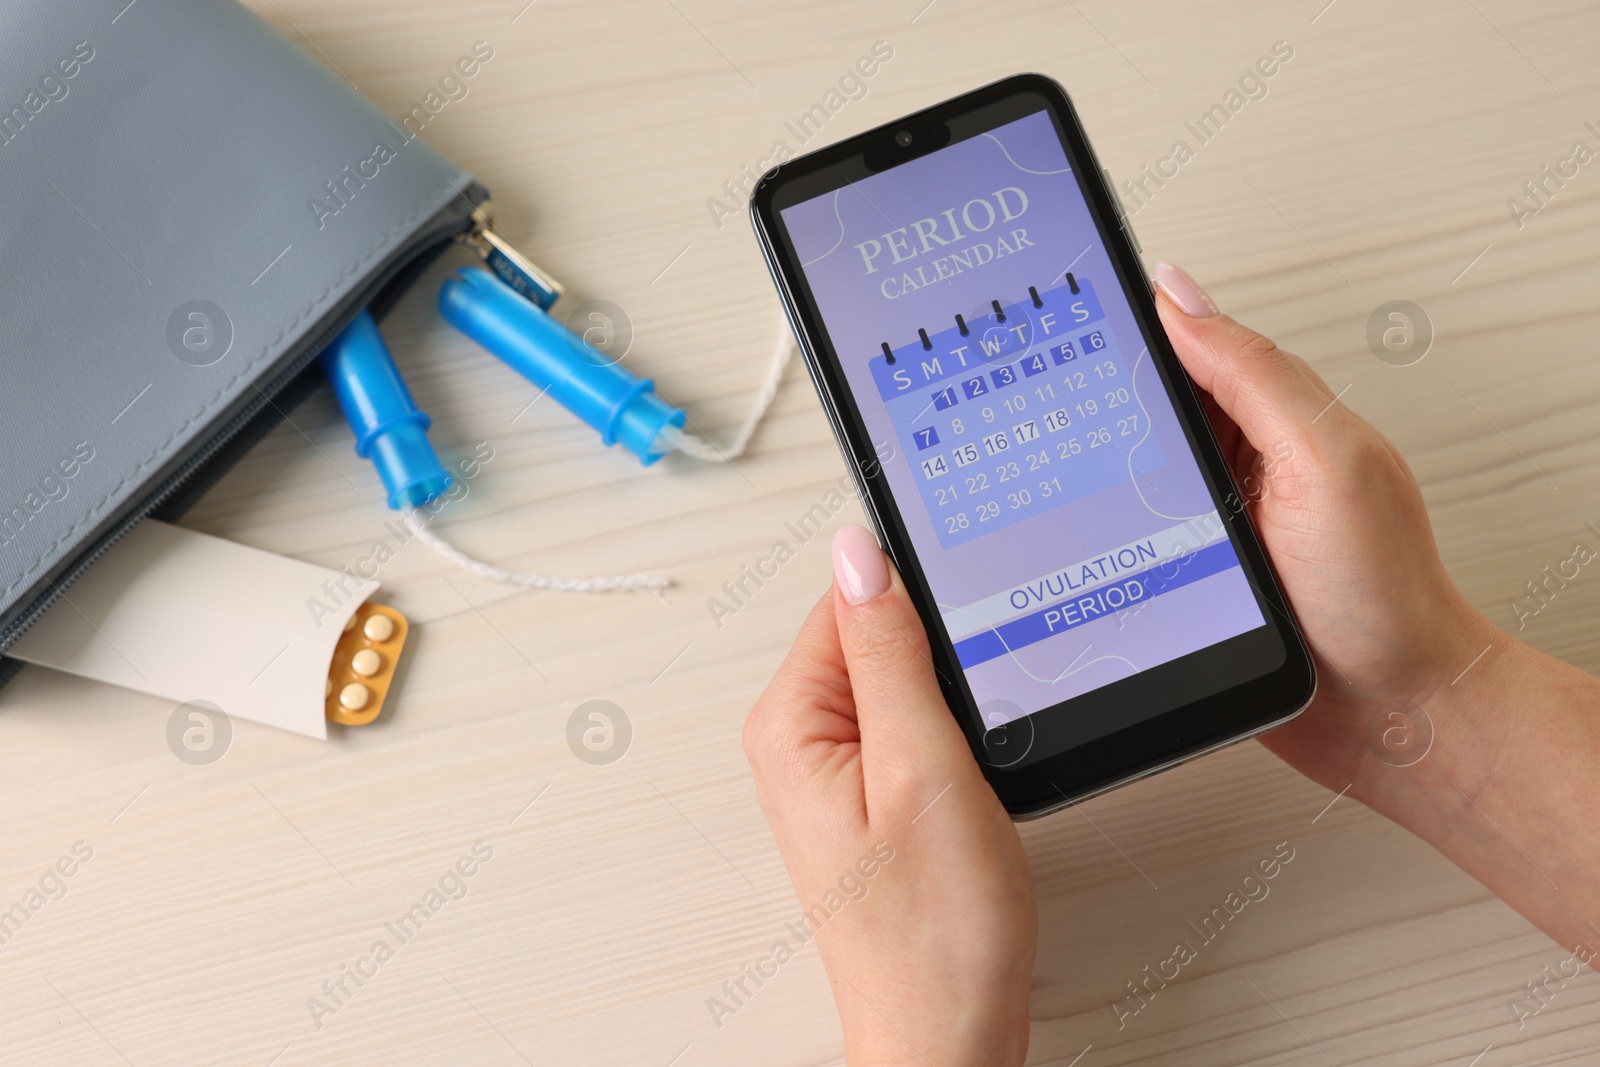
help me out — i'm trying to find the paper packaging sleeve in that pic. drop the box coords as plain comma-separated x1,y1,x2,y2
7,521,377,739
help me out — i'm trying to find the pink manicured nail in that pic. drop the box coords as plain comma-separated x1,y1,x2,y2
1154,262,1220,318
832,525,889,605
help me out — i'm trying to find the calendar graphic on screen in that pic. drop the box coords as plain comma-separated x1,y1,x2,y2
867,276,1167,549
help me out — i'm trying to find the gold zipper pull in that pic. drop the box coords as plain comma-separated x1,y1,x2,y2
461,202,565,310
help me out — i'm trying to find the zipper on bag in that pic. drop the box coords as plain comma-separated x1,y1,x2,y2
459,203,564,310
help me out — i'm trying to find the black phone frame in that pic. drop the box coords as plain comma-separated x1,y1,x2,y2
749,73,1316,818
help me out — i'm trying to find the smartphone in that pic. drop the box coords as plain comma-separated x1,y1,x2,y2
750,74,1315,819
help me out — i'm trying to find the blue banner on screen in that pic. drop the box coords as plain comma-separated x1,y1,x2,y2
952,541,1243,668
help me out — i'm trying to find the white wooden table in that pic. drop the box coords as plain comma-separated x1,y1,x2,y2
4,0,1599,1062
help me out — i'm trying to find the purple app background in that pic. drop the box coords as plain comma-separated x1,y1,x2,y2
780,110,1264,722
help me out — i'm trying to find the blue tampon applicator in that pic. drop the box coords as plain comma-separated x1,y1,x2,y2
321,309,453,509
439,267,686,465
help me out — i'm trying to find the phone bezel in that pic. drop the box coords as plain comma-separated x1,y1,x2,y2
749,73,1316,819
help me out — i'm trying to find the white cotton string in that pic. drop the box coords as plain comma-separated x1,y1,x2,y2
672,325,795,462
405,510,672,593
410,320,796,593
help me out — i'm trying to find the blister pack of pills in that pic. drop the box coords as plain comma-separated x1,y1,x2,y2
326,602,409,727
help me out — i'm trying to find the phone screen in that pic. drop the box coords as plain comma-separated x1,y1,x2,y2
777,108,1270,738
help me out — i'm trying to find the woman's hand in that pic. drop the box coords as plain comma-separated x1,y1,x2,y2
1151,261,1506,804
743,526,1036,1067
1154,263,1600,953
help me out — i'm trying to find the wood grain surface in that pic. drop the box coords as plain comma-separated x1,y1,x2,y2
4,0,1599,1063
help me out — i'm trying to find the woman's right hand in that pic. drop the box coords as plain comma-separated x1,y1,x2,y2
1154,263,1600,956
1152,262,1505,801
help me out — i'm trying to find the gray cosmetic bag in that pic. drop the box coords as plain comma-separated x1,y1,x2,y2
0,0,523,683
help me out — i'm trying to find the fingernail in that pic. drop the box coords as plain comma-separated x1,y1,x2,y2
1154,262,1220,319
832,525,890,606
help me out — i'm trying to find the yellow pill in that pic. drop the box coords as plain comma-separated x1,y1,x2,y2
343,613,358,633
325,678,333,698
351,648,382,677
339,683,370,711
362,614,395,642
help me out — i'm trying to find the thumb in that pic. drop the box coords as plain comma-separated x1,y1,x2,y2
1152,261,1339,453
830,525,984,818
